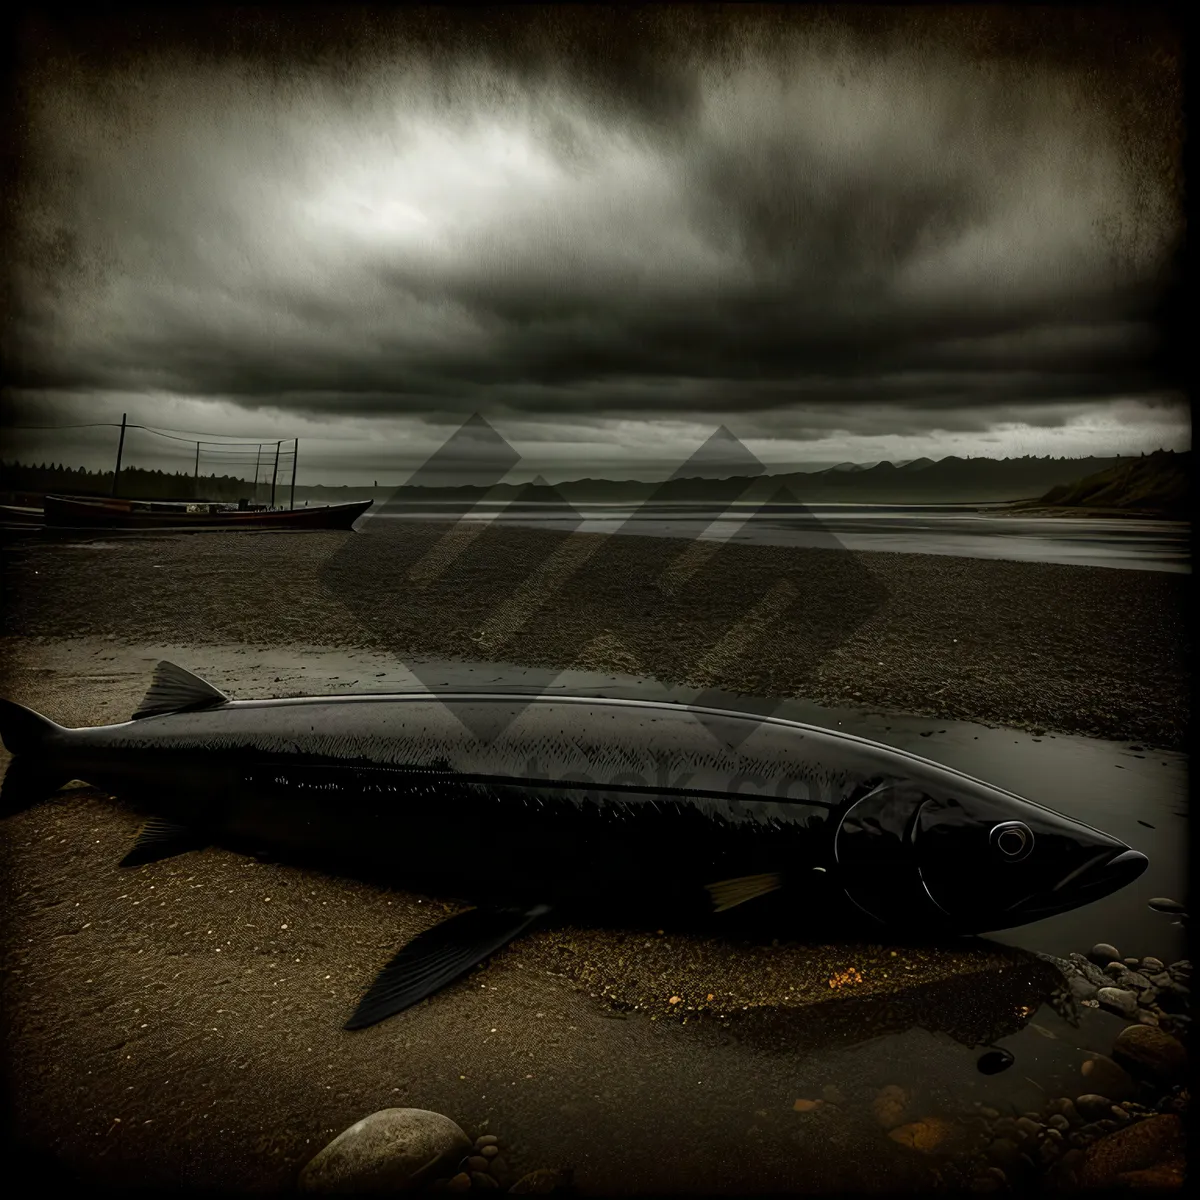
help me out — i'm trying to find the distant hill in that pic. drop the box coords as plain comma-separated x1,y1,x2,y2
1,452,1178,507
1026,450,1190,516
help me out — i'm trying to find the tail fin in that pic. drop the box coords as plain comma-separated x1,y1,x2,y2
0,699,71,816
0,698,64,756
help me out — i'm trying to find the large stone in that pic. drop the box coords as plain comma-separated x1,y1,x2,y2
299,1108,472,1194
1088,943,1120,965
1076,1115,1185,1189
1080,1055,1136,1102
1112,1024,1189,1087
1075,1094,1116,1122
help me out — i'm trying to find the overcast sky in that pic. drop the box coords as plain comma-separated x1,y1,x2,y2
2,8,1187,485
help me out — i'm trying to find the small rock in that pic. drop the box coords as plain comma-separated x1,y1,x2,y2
471,1171,499,1190
986,1137,1022,1168
1122,957,1140,968
888,1118,958,1153
1147,897,1186,914
1045,1127,1064,1143
1112,1024,1188,1086
474,1136,500,1149
1147,971,1173,988
1141,957,1164,974
871,1084,911,1130
298,1109,473,1194
1069,953,1112,988
1089,943,1120,965
793,1098,823,1113
977,1106,1000,1120
1081,1055,1136,1101
480,1146,499,1158
447,1174,472,1194
1015,1117,1042,1138
1104,961,1127,977
487,1157,511,1185
1068,974,1098,1003
467,1156,490,1173
992,1117,1018,1139
821,1084,845,1105
1037,1139,1059,1166
1096,986,1138,1017
1060,1147,1083,1172
1076,1114,1185,1189
1075,1095,1115,1122
1048,1114,1070,1131
1058,1099,1081,1127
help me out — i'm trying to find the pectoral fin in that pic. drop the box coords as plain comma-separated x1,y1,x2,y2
120,817,206,867
345,903,551,1030
705,872,784,913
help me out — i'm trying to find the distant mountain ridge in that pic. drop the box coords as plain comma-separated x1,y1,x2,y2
375,453,1152,505
2,452,1184,507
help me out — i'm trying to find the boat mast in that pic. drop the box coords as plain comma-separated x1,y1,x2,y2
290,438,298,510
270,440,281,507
111,413,127,497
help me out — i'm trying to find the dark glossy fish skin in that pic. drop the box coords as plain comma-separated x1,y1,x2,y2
6,686,1143,929
0,667,1149,1028
48,692,882,915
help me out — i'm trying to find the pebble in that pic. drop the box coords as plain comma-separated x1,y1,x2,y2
471,1172,499,1190
977,1106,1000,1120
467,1156,490,1173
447,1174,472,1193
1068,975,1098,1003
992,1117,1018,1139
1096,986,1138,1017
1137,1011,1160,1026
1015,1117,1042,1138
474,1136,500,1148
1141,957,1165,974
1045,1127,1064,1143
1122,957,1140,968
1147,897,1186,913
1089,943,1120,965
298,1109,472,1194
480,1145,499,1158
1047,1114,1070,1131
1068,953,1112,989
488,1157,511,1184
1075,1095,1115,1122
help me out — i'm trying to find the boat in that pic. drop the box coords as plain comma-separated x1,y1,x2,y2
42,495,373,532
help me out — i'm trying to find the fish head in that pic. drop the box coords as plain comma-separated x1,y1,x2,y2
834,774,1147,933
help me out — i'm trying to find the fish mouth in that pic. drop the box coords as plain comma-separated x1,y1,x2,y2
1011,846,1149,918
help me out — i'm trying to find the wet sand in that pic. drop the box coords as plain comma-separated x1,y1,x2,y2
0,526,1189,1192
1,662,1076,1195
1,520,1188,747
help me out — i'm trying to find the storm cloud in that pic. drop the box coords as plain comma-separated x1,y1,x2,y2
2,7,1186,479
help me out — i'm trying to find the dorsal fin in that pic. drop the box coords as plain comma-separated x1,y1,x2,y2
132,661,230,720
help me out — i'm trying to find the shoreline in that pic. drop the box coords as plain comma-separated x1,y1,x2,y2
0,522,1188,749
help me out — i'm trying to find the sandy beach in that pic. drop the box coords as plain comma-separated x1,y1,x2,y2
2,521,1188,747
0,524,1190,1193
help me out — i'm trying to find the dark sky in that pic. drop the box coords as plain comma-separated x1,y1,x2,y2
1,7,1187,484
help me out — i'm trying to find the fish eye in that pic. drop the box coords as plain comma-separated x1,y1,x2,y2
990,821,1034,861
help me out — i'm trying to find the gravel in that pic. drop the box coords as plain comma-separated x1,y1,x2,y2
1,524,1188,747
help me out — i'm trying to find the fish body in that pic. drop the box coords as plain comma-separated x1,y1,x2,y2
0,662,1148,1028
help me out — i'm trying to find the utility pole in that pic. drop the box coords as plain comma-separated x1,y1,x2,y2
270,440,281,508
289,438,298,510
111,413,127,497
193,441,201,498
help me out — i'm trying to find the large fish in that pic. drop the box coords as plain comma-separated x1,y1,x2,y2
0,662,1147,1029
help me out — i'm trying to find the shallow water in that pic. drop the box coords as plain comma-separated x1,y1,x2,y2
374,501,1190,573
